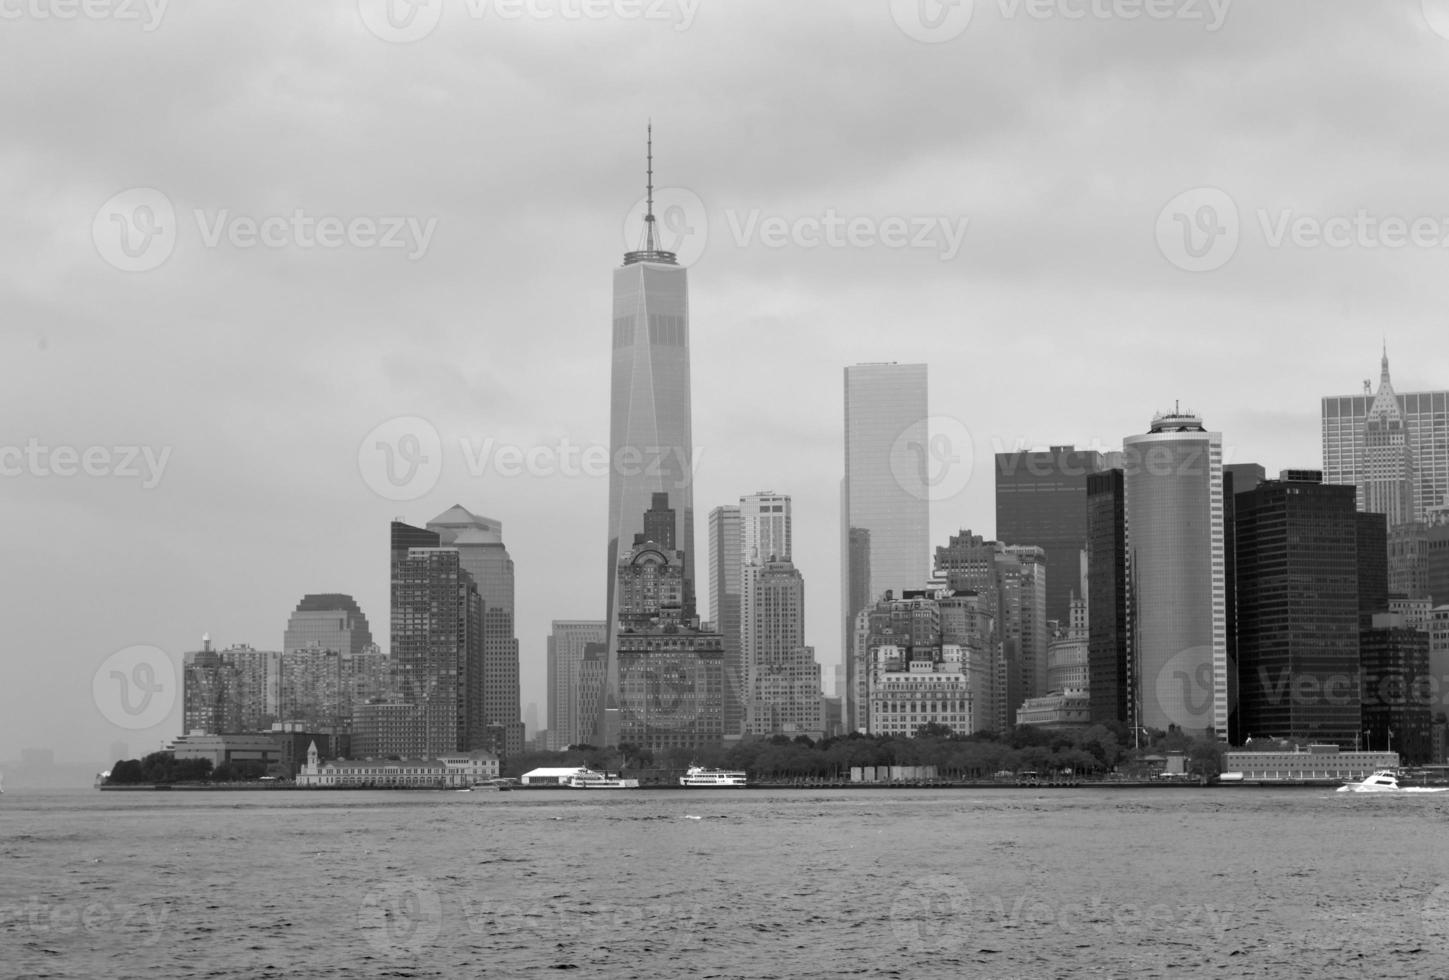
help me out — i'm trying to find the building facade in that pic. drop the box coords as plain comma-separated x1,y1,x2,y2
1123,410,1227,738
390,523,485,758
1322,350,1449,523
282,594,373,657
841,362,930,729
933,531,1046,727
614,541,725,754
182,637,281,735
1361,614,1433,764
707,505,743,736
994,445,1106,627
296,742,498,788
1087,468,1131,728
427,505,523,759
1234,474,1363,747
546,620,607,751
867,645,972,738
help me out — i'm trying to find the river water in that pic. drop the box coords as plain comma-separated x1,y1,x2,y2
3,787,1448,979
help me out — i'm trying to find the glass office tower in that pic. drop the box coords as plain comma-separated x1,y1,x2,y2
841,362,929,728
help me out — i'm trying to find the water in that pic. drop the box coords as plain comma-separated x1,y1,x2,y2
3,787,1449,979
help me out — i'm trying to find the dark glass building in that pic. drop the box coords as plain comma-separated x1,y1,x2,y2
1234,474,1362,747
1360,618,1432,763
1086,469,1130,728
1356,512,1389,627
995,446,1106,627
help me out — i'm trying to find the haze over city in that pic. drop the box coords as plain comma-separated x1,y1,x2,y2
6,0,1449,771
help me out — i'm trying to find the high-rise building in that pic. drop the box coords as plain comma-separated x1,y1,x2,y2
276,594,378,739
1322,349,1449,523
427,505,522,758
182,636,281,735
851,592,942,734
841,363,929,730
1234,472,1363,747
546,620,606,750
707,505,743,736
1362,351,1417,529
740,491,792,564
1122,409,1227,738
1357,512,1390,628
282,594,373,657
600,133,696,745
1086,469,1131,728
933,531,1046,727
741,557,823,738
1361,613,1433,763
995,446,1106,626
613,540,724,754
389,521,484,758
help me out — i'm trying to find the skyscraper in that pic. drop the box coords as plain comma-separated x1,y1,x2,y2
1086,468,1131,728
1123,409,1227,738
1362,349,1417,528
1323,349,1448,522
707,504,743,736
389,521,484,757
600,131,696,745
428,505,522,758
1234,472,1362,747
842,362,929,728
614,539,724,754
282,594,374,656
546,620,606,750
995,446,1106,626
933,531,1045,727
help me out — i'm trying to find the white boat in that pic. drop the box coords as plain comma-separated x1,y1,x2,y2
679,765,748,788
1337,769,1449,793
563,769,639,789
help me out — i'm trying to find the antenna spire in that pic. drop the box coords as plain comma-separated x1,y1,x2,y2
645,121,657,252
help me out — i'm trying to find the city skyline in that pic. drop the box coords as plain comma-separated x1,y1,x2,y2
12,4,1449,766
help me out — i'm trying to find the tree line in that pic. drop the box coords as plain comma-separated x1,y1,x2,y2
504,722,1227,781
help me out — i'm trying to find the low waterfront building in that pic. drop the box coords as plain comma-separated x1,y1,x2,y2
295,742,497,788
167,733,285,773
1016,690,1091,728
519,766,592,786
1224,746,1399,781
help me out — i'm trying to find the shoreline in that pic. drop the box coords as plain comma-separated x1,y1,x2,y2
95,779,1347,792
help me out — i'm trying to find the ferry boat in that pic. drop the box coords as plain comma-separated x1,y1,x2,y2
679,765,748,788
1336,769,1449,793
563,769,640,789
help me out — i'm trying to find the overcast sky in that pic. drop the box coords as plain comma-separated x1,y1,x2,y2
5,0,1449,767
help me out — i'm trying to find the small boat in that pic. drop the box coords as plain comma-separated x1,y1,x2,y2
1337,769,1449,793
679,765,748,788
563,768,639,789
